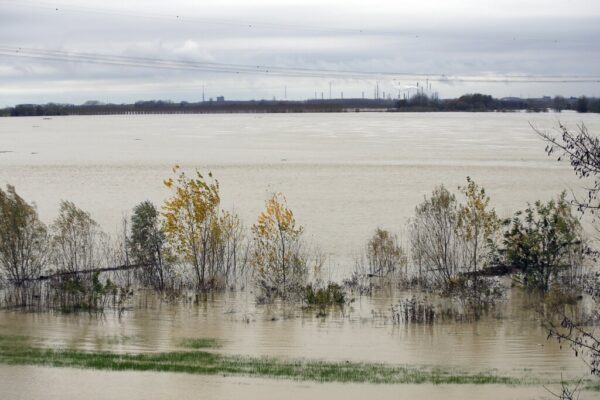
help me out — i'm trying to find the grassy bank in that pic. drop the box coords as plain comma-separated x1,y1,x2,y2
0,335,572,386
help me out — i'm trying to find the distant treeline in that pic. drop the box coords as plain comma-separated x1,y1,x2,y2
0,99,395,117
2,94,599,116
394,93,600,113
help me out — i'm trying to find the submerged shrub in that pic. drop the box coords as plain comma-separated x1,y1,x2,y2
392,276,505,324
543,285,580,308
456,177,501,276
410,179,501,289
251,193,308,300
129,201,168,290
391,296,436,324
49,271,132,313
348,229,406,294
366,228,406,278
0,186,48,281
303,283,346,307
343,257,373,296
409,185,463,286
51,200,104,274
0,185,48,306
445,276,505,318
501,192,584,293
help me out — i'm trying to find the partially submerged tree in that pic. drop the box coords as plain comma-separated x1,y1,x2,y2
0,185,47,303
49,201,122,311
409,185,463,286
409,180,504,315
129,201,167,290
366,228,406,278
51,201,104,274
251,193,307,299
162,166,221,290
457,177,501,276
502,193,584,293
215,210,248,288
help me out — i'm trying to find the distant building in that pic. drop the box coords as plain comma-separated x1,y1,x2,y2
216,96,225,102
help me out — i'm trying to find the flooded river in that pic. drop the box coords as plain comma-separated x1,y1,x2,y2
1,112,599,399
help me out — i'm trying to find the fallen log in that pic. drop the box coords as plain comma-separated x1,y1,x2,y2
7,264,146,284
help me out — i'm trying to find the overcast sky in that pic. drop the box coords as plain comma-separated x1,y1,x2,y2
1,0,599,106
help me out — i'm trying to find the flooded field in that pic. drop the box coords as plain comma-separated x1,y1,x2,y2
1,111,600,399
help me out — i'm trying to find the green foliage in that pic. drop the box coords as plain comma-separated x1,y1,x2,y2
303,283,346,308
56,272,119,312
502,192,584,292
0,185,48,288
129,201,167,290
180,338,221,349
48,201,125,312
449,94,497,111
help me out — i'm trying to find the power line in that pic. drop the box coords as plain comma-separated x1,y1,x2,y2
0,0,405,36
1,0,584,47
1,46,600,83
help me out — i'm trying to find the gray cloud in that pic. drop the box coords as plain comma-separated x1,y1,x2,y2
0,0,599,106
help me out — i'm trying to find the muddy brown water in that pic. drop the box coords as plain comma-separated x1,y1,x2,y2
1,112,599,398
0,289,593,399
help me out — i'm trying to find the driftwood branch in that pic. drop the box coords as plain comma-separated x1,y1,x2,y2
8,264,146,283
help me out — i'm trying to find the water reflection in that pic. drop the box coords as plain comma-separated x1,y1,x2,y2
0,288,587,378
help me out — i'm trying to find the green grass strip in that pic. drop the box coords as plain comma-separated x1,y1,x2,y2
179,338,222,349
0,335,558,385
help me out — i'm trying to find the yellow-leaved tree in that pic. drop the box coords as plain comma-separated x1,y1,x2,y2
251,193,307,299
162,166,221,290
456,177,500,275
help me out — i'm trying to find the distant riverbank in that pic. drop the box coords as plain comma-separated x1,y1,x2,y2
2,93,598,117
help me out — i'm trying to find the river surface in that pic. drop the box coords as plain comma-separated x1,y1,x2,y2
1,111,600,399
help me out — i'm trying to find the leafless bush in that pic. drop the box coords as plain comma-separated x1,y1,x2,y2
391,296,436,324
409,186,465,287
